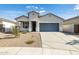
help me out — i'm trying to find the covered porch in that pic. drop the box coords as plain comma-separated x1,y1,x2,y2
18,21,39,32
18,21,29,32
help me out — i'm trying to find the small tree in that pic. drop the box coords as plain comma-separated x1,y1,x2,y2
12,26,20,37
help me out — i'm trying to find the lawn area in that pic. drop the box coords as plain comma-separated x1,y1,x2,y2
0,32,42,47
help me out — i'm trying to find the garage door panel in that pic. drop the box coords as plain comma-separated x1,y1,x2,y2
40,23,59,32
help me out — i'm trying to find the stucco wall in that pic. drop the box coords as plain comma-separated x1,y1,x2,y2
64,17,79,25
2,21,15,32
37,14,63,32
28,12,39,21
17,17,29,22
17,17,29,31
63,24,74,33
39,14,63,23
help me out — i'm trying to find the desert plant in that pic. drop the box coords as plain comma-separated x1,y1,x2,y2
25,39,35,44
12,26,20,37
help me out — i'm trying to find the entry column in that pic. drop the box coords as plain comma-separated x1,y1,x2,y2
29,21,32,32
36,22,39,32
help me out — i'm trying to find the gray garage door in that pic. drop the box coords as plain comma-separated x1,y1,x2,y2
40,23,59,32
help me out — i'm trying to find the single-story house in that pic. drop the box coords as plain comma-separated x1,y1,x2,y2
0,18,16,32
15,11,64,32
63,16,79,33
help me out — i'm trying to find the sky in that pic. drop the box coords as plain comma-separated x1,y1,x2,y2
0,4,79,21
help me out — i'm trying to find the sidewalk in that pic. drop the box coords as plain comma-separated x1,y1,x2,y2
0,47,79,55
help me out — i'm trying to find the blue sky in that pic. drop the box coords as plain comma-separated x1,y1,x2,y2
0,4,79,21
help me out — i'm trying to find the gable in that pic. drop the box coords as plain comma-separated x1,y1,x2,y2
0,18,16,24
28,11,39,21
39,13,63,23
2,21,15,28
64,16,79,25
16,16,29,22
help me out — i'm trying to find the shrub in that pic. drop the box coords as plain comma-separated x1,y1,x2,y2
12,26,20,37
25,39,34,44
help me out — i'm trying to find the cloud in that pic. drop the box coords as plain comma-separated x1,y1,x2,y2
74,4,79,10
26,5,46,14
34,6,38,9
39,10,46,13
26,5,45,11
26,6,39,9
36,10,47,15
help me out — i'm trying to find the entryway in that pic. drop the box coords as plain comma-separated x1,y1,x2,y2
0,24,3,32
32,21,36,32
74,24,79,33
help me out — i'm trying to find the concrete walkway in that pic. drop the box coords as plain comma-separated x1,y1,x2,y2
0,32,79,55
0,47,79,55
0,47,75,55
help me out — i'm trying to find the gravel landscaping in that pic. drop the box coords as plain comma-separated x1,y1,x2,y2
0,32,42,47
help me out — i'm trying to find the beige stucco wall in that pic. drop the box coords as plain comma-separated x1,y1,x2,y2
2,21,15,32
37,14,63,32
64,17,79,25
63,16,79,33
63,24,74,33
39,14,63,23
28,12,39,21
17,17,29,22
17,17,29,31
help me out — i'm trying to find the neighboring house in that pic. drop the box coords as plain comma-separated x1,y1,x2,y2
0,18,16,32
63,16,79,33
15,11,64,32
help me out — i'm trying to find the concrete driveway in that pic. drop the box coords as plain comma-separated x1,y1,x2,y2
40,32,79,54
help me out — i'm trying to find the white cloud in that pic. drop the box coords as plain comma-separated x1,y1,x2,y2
74,4,79,10
36,10,46,15
26,5,45,11
34,6,38,9
26,5,46,14
26,6,39,9
39,10,46,13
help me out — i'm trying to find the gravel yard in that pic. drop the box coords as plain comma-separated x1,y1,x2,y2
0,32,42,47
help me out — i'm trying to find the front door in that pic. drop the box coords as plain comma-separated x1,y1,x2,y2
32,21,36,32
0,24,3,32
74,24,79,33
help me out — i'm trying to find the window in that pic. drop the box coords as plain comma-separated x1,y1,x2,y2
0,24,3,32
23,22,28,28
